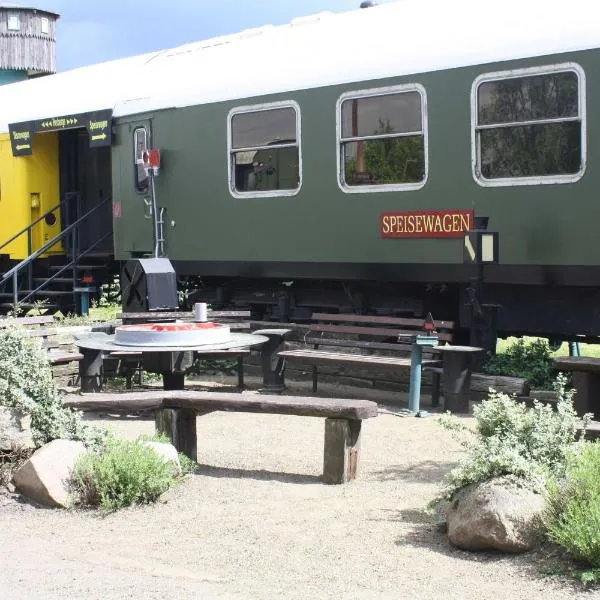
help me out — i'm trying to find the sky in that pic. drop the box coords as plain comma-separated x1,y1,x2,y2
30,0,378,71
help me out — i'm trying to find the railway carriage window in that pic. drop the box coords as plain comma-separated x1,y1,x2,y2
229,103,301,196
338,86,427,191
133,127,149,194
473,65,585,184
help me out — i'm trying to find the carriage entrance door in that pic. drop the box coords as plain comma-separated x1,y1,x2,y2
126,119,154,255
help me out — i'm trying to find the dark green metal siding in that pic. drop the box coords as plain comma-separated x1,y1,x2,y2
112,48,600,268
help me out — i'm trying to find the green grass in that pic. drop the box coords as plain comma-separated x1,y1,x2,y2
496,337,600,359
88,303,120,322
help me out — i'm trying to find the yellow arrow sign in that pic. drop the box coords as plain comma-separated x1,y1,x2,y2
91,133,107,141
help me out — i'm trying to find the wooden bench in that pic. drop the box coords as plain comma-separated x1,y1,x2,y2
0,315,85,366
277,312,454,393
554,356,600,419
63,390,378,484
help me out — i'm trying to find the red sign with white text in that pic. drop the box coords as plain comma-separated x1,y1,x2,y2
381,209,474,239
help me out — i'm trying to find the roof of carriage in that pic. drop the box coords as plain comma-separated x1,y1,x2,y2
0,0,599,130
0,51,157,130
113,0,600,116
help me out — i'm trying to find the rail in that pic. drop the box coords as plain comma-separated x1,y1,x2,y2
0,197,111,307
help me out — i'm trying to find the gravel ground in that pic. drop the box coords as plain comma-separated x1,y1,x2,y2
0,381,593,600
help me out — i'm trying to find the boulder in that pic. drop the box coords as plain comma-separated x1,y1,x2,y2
446,477,545,553
141,441,182,476
0,406,35,451
13,439,86,508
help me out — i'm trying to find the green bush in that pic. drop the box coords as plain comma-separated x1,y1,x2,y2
72,438,177,510
484,338,555,389
137,432,198,475
436,374,588,502
546,442,600,583
0,324,104,448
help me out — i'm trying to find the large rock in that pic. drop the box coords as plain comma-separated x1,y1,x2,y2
0,406,35,451
13,439,86,508
446,477,545,553
142,441,182,476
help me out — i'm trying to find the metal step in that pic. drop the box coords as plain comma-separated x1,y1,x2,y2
48,264,108,272
79,251,113,259
33,277,74,284
0,290,74,298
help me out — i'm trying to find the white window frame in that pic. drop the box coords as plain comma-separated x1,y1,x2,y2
336,83,428,194
133,126,149,194
471,62,586,187
40,17,49,34
227,100,302,199
7,14,20,31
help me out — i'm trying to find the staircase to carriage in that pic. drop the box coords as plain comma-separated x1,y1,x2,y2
0,195,118,316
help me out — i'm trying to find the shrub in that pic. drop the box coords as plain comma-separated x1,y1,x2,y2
484,338,555,389
137,432,198,475
72,438,177,510
0,324,104,448
546,442,600,583
436,374,588,502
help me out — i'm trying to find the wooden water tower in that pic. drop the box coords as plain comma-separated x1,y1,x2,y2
0,3,59,84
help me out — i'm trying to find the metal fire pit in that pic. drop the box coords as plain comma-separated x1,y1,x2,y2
74,329,268,392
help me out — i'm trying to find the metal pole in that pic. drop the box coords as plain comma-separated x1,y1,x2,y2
27,228,33,293
408,342,423,413
72,229,78,313
12,271,18,307
150,172,160,258
80,288,90,315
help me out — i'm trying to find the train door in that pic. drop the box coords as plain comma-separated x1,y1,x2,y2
59,128,113,253
128,119,154,255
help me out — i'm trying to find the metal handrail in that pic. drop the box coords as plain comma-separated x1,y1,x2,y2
1,197,111,306
0,201,63,255
1,197,109,283
19,231,113,305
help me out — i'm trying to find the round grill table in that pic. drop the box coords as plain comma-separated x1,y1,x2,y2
75,332,268,392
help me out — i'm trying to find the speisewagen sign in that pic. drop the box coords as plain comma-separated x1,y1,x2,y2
381,209,474,239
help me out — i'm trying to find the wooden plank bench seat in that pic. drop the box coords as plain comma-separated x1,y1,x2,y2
0,315,56,328
47,350,85,365
278,312,455,396
0,315,85,367
63,390,379,484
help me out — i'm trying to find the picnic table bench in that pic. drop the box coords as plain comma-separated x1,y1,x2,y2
554,356,600,419
277,313,481,412
0,315,85,366
63,390,378,484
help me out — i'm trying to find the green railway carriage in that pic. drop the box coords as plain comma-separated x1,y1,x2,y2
108,0,600,343
1,0,599,345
